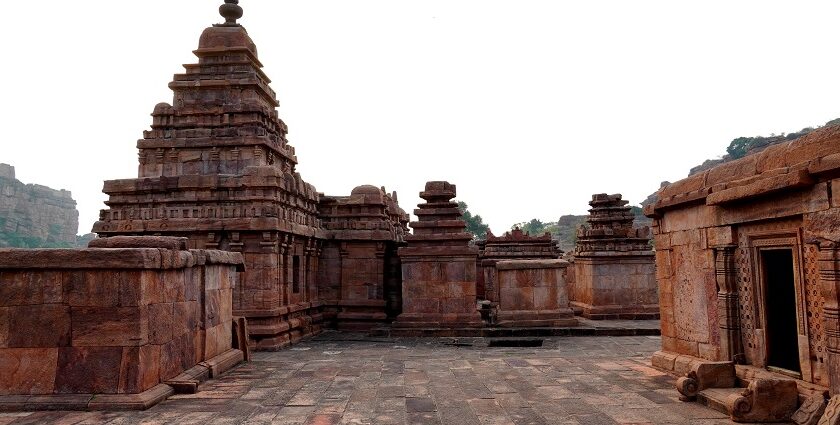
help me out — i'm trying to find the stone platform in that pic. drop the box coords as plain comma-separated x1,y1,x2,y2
0,334,767,425
372,318,661,338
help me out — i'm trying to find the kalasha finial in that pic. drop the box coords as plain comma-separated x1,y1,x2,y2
219,0,243,26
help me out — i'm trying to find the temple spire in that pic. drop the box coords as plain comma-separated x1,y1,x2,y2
219,0,244,26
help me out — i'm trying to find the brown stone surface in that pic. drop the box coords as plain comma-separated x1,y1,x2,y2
0,335,756,423
6,305,70,348
648,126,840,401
493,259,576,327
54,347,124,394
88,236,188,250
792,394,827,425
821,395,840,425
0,243,243,400
317,186,407,330
479,228,560,303
89,7,408,349
648,124,840,215
723,378,799,422
395,182,482,329
0,348,58,395
573,194,658,320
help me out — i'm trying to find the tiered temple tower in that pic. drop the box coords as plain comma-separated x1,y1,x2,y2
393,181,483,330
94,1,327,349
571,193,658,319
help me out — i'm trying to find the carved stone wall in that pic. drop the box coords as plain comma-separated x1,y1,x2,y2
646,124,840,395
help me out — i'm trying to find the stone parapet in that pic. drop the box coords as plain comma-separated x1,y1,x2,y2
480,228,561,302
493,259,576,327
0,237,244,410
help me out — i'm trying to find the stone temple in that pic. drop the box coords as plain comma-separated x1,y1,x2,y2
3,1,840,423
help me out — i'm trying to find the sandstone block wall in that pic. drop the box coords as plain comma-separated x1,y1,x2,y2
317,186,407,330
494,259,576,327
0,241,243,408
573,194,658,320
479,228,560,303
572,257,658,319
645,125,840,396
395,182,482,329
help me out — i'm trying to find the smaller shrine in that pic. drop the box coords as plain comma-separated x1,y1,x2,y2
572,193,658,319
393,181,483,330
479,228,561,303
317,185,408,330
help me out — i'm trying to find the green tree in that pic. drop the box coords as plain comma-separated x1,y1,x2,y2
726,136,755,159
512,218,547,236
457,201,489,240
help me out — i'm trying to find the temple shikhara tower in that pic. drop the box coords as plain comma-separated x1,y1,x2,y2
572,193,658,319
92,0,406,349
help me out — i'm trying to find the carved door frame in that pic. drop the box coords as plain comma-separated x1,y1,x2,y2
747,230,811,381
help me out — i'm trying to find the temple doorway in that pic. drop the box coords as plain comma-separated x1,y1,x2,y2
761,248,800,375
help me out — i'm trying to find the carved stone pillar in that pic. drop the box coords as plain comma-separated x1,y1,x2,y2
305,239,319,303
714,245,743,362
278,243,287,306
281,234,292,305
817,241,840,395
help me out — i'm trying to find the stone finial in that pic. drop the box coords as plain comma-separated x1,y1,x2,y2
219,0,244,26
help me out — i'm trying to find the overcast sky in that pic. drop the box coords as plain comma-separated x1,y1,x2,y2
2,1,839,235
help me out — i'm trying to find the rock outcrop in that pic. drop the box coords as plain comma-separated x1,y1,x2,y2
0,164,78,248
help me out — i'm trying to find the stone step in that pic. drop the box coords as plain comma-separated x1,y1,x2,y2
693,379,799,422
697,387,741,416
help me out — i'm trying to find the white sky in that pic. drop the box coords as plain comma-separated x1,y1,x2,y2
2,1,839,235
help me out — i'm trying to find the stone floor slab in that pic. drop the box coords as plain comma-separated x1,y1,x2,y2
1,334,778,424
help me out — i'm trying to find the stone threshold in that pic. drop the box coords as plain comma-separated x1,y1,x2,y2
651,350,828,400
0,349,244,412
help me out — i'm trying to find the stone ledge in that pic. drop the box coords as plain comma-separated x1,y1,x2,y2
495,259,569,270
88,236,188,250
0,384,173,412
375,325,661,338
0,247,244,271
0,348,244,412
200,349,245,378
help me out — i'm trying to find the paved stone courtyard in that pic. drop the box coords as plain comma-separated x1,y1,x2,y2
0,334,760,425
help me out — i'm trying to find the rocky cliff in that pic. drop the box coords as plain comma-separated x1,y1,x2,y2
0,163,79,248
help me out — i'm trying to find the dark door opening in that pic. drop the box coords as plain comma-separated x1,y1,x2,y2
761,249,800,374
